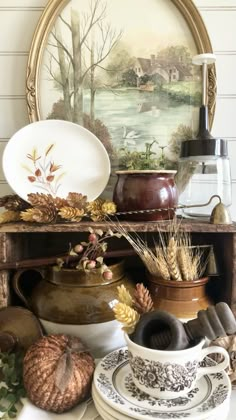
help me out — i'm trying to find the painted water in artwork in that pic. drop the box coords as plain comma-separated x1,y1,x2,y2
38,0,202,196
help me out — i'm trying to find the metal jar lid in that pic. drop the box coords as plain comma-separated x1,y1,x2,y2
180,138,228,158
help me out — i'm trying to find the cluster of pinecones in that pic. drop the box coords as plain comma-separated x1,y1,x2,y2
0,193,117,224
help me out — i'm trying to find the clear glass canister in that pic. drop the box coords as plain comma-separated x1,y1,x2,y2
177,139,232,218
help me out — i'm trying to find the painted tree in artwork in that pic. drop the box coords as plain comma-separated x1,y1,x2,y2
46,0,122,127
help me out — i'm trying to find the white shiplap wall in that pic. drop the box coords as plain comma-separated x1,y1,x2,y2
0,0,236,217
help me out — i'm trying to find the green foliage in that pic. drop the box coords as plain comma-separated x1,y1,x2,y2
156,45,192,67
168,124,194,160
139,74,152,85
118,140,168,170
162,81,201,106
0,351,26,419
121,69,137,87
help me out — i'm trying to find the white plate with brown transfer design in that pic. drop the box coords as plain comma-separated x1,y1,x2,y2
93,347,231,420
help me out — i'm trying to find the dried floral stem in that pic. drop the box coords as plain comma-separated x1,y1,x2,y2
0,248,137,271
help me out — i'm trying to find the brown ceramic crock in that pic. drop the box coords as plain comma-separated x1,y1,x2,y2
113,170,178,221
146,274,212,319
12,259,133,324
13,259,135,357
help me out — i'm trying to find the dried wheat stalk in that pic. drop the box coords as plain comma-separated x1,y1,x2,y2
117,285,133,307
109,217,209,282
113,302,140,334
167,237,182,281
178,247,193,281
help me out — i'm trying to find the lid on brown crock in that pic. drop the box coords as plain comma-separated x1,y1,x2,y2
0,306,43,352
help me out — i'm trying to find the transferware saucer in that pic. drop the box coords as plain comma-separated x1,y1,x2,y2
92,384,230,420
93,347,231,420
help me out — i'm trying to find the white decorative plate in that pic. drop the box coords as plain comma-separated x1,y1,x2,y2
92,385,230,420
93,347,231,420
2,120,110,202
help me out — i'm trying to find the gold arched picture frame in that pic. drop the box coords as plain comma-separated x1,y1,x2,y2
26,0,216,196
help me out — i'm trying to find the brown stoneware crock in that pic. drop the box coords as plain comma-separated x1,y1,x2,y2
12,259,134,357
146,275,212,320
113,170,178,221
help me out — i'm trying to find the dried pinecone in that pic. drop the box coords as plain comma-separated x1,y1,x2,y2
86,199,103,214
89,210,105,222
133,283,154,314
0,194,29,211
27,192,55,208
23,334,95,413
21,206,57,223
66,193,87,209
101,200,117,215
54,197,68,210
58,207,85,222
0,210,21,223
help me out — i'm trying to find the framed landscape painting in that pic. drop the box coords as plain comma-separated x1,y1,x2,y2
27,0,216,197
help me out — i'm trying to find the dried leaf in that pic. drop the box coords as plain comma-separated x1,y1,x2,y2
95,229,103,236
28,176,36,182
96,256,104,265
45,143,54,156
35,168,41,177
55,350,73,393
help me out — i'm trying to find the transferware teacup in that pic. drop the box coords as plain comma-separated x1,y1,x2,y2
125,333,229,399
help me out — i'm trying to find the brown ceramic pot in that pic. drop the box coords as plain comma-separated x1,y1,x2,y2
113,170,178,221
13,259,135,357
13,259,133,324
146,275,212,319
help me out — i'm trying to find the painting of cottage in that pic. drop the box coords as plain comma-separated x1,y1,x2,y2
38,0,202,197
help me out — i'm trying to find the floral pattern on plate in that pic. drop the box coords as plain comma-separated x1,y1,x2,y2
23,144,65,196
93,347,231,420
101,349,129,371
